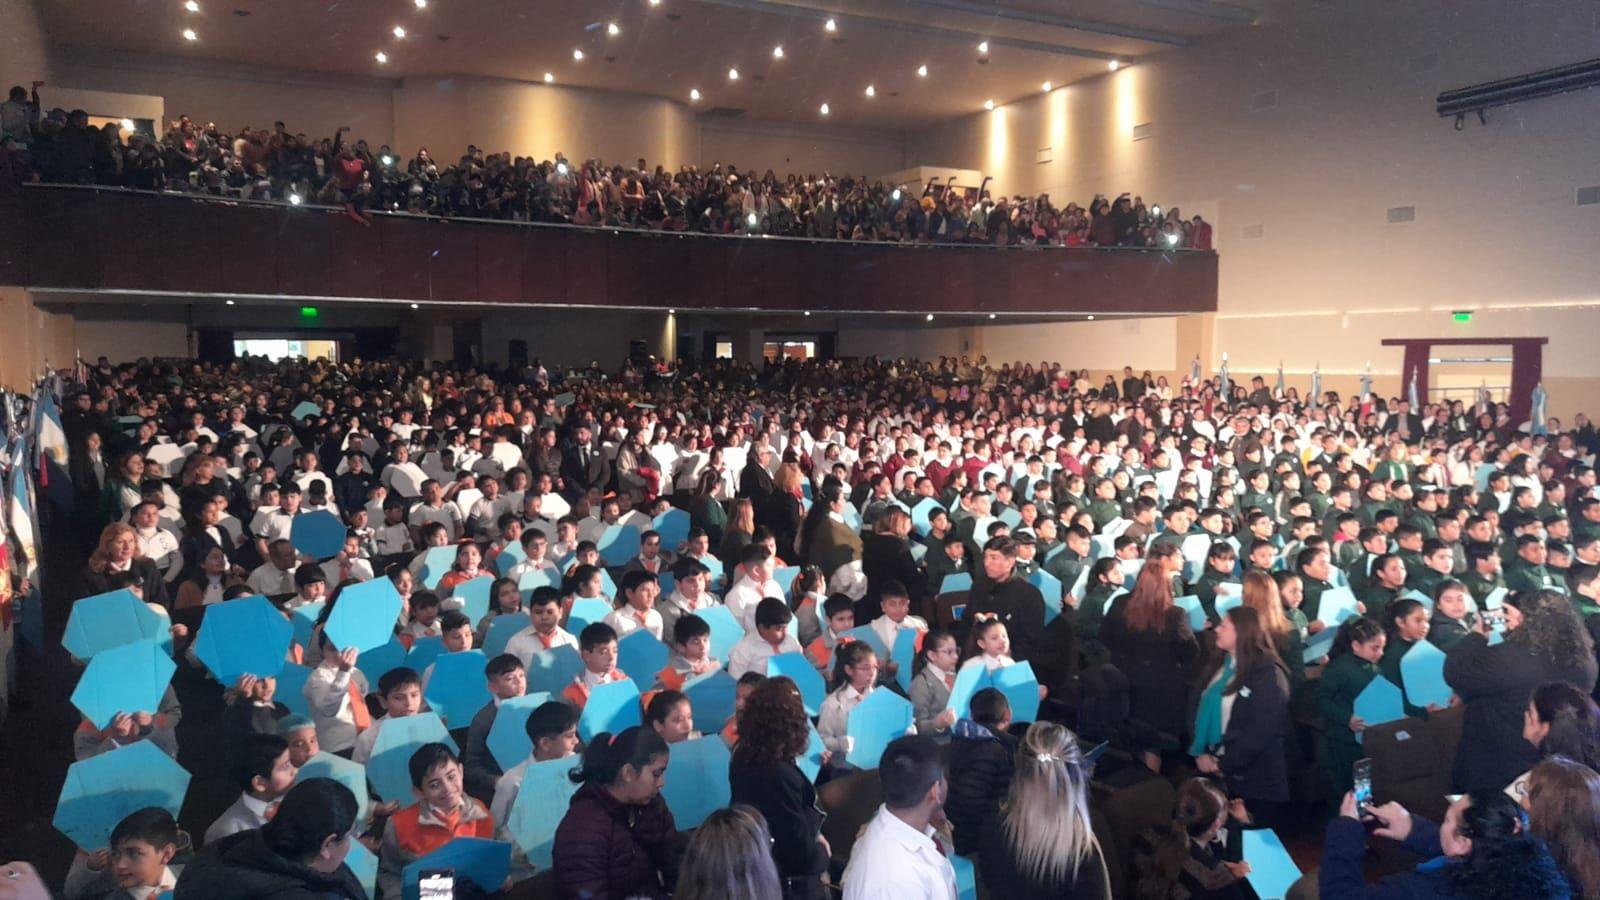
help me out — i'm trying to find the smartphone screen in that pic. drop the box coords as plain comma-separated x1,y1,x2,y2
419,869,454,900
1353,758,1374,810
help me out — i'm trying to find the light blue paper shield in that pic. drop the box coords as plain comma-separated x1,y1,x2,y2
1400,640,1453,709
1316,586,1361,627
401,837,512,899
54,741,190,851
291,401,320,421
516,568,555,598
698,555,726,592
618,631,669,685
772,566,802,595
194,595,293,682
275,663,313,718
911,499,945,537
405,636,447,674
418,546,459,591
566,597,613,635
684,669,737,735
1242,828,1302,900
449,576,495,623
846,689,914,768
768,652,827,716
939,572,973,596
71,639,176,729
507,756,580,868
289,601,326,651
1353,676,1406,741
599,570,619,601
367,712,457,805
892,628,919,693
345,841,378,899
295,752,372,823
324,578,403,654
597,524,642,567
64,589,170,661
997,507,1023,529
796,725,826,782
424,650,491,727
1029,570,1064,625
840,625,888,659
1400,589,1434,612
290,509,346,560
1174,595,1206,632
1215,592,1243,619
483,613,532,658
356,635,409,682
993,661,1042,723
946,664,993,719
1483,587,1508,610
494,541,527,577
660,736,733,829
526,644,584,696
1302,628,1337,664
697,605,745,663
486,692,555,771
652,508,691,550
577,678,642,742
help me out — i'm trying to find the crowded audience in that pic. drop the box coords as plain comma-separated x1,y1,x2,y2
0,86,1212,249
5,346,1599,900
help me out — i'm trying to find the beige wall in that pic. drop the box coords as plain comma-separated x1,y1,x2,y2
698,120,905,177
0,0,50,91
0,288,75,390
478,307,672,370
834,316,1177,371
74,318,190,361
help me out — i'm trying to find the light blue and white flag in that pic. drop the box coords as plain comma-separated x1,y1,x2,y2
1530,382,1548,436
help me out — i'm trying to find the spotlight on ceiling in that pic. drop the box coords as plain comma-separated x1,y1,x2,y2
864,84,875,97
414,0,427,8
728,67,739,80
1041,81,1052,92
573,48,585,61
983,99,995,110
917,64,928,77
689,88,701,101
607,22,620,36
544,72,554,83
824,17,837,32
1109,60,1121,71
392,25,407,39
181,28,198,41
772,45,784,58
183,0,199,12
819,102,830,115
977,40,989,54
374,50,388,64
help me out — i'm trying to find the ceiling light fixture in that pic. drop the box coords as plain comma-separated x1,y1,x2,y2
1087,314,1096,320
1041,81,1052,92
607,22,620,35
120,118,134,130
649,0,661,5
689,88,700,101
864,84,875,97
728,67,739,80
977,40,989,53
917,64,928,77
804,310,812,316
1109,60,1120,71
544,72,554,82
772,45,784,58
573,48,585,61
414,0,427,8
824,17,837,32
183,0,199,11
392,25,407,38
925,313,935,322
988,313,997,319
819,102,830,115
375,50,388,63
181,28,198,40
288,193,303,205
983,99,995,110
226,299,236,305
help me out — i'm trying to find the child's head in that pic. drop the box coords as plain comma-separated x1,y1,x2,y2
1385,597,1430,643
579,622,619,674
525,700,580,761
570,564,603,598
734,671,767,715
574,541,600,567
823,593,856,635
1334,615,1386,664
1434,579,1470,620
295,564,327,601
439,610,473,652
421,522,449,547
832,639,879,692
1247,539,1276,571
454,542,481,573
1090,557,1120,587
107,808,180,890
972,617,1011,658
485,654,527,701
880,582,911,623
233,733,296,801
753,597,792,647
491,577,522,614
672,558,708,596
407,742,464,811
279,715,320,767
520,528,547,558
621,570,661,611
377,667,423,718
527,586,561,632
1206,542,1236,575
411,591,442,625
645,689,695,744
673,614,711,662
968,687,1012,732
917,628,959,675
741,544,774,582
1176,777,1230,841
569,726,669,805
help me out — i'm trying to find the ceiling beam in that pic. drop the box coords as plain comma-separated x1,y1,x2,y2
687,0,1139,62
899,0,1194,47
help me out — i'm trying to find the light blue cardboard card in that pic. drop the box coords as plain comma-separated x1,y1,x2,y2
846,689,914,768
892,627,919,693
483,613,531,658
566,597,613,635
769,651,827,715
577,678,643,742
367,712,457,806
939,572,973,595
64,589,170,661
486,692,555,772
618,630,669,684
1400,640,1453,709
324,578,403,654
345,840,378,899
290,601,326,651
295,751,371,823
418,545,460,591
194,595,292,682
291,401,320,421
953,853,977,900
1242,828,1302,900
698,605,745,663
1174,595,1206,632
424,650,491,727
450,576,495,623
840,625,888,659
526,644,584,696
54,742,190,852
597,524,642,567
507,757,580,868
997,507,1023,529
401,837,511,899
1483,587,1508,610
684,669,737,735
495,541,527,576
797,725,826,782
1215,593,1243,619
1401,589,1434,612
1030,570,1064,625
993,661,1041,724
71,638,176,729
404,636,446,674
911,498,945,537
356,635,408,682
772,566,801,594
652,508,691,549
290,510,345,560
660,736,732,829
946,664,992,719
1353,676,1406,742
1316,586,1360,627
275,663,313,718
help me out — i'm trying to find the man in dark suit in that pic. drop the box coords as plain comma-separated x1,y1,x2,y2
1382,400,1424,441
739,444,776,506
559,424,607,501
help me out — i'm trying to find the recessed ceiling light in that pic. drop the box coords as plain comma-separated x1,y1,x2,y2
926,313,935,322
819,102,830,115
573,48,585,61
988,313,997,319
804,310,812,316
544,72,554,82
181,28,198,40
728,67,739,80
977,40,989,53
689,88,700,101
392,25,407,38
607,22,620,35
1042,81,1052,92
916,64,928,77
649,0,661,5
1109,60,1120,71
184,0,200,12
225,299,235,305
414,0,427,8
772,45,784,58
668,308,676,314
984,99,995,110
824,17,837,32
864,84,875,97
374,50,388,63
1087,314,1096,320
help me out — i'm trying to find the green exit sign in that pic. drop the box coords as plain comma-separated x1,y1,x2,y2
300,306,320,318
1452,311,1472,323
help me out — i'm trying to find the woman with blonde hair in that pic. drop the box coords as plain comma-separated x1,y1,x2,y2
676,806,783,900
83,522,168,605
761,462,805,560
720,498,757,569
1525,756,1600,900
978,721,1110,898
1241,569,1305,685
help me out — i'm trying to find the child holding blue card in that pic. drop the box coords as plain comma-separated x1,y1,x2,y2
437,542,486,596
655,614,719,692
1379,597,1436,718
303,635,369,757
961,617,1017,672
645,690,699,744
561,563,611,617
63,808,181,900
728,598,801,680
560,623,628,711
908,629,960,742
353,667,424,764
504,587,579,669
945,688,1015,856
603,571,665,640
490,700,580,826
401,591,443,641
205,733,297,844
804,593,855,674
1318,617,1384,800
1075,558,1123,662
817,640,880,763
869,581,927,684
473,578,524,644
73,688,182,761
464,654,527,804
377,743,496,899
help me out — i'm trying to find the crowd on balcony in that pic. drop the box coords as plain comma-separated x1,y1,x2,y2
1,85,1213,249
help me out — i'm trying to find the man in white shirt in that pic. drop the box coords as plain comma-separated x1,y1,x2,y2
841,735,957,900
253,483,300,561
132,501,182,583
247,540,300,597
409,479,464,543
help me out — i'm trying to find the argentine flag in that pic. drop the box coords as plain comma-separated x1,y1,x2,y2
31,386,73,512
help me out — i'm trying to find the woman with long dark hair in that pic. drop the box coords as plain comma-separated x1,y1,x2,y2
1526,757,1600,900
175,778,367,898
728,677,829,900
551,725,681,899
1190,607,1291,827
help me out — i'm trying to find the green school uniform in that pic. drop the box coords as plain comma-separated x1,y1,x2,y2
1380,636,1427,719
1319,653,1380,800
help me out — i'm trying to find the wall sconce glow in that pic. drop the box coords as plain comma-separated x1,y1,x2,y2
1109,60,1120,71
977,40,989,54
772,45,784,58
288,193,303,205
183,0,199,11
728,67,739,80
374,51,388,64
392,25,407,38
607,22,620,35
989,313,997,319
544,72,555,83
824,17,837,32
181,28,198,41
864,84,876,97
689,88,701,101
410,303,420,309
917,64,928,77
1041,81,1052,92
804,310,812,317
925,313,935,322
983,99,995,110
819,102,830,115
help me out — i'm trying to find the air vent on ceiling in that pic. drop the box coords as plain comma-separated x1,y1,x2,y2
1578,185,1600,206
1241,223,1264,240
699,107,746,119
1386,205,1416,224
1409,52,1439,73
1251,90,1278,111
1132,122,1153,142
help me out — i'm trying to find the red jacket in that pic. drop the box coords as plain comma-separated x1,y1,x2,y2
552,781,682,899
